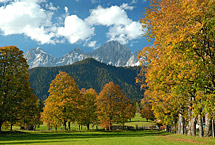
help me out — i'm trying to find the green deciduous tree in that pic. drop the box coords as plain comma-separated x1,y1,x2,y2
0,46,38,132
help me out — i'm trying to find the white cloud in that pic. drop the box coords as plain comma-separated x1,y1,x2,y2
57,15,94,44
0,1,144,46
85,5,143,44
64,6,69,16
131,0,138,4
107,21,143,44
0,0,55,44
45,2,58,11
120,3,134,11
87,41,96,47
0,0,10,3
85,5,131,26
90,0,100,4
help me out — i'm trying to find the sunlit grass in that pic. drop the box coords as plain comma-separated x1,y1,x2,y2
1,114,214,145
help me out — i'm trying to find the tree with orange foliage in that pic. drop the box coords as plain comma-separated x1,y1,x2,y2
96,82,134,130
42,71,81,130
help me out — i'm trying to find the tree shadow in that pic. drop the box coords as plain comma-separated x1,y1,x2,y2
0,130,169,144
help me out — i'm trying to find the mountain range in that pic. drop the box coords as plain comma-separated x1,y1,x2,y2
28,58,144,100
24,41,140,68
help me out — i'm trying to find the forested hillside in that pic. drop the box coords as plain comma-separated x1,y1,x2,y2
28,58,144,100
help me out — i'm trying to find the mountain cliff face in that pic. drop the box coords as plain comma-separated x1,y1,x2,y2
24,41,139,68
24,47,56,68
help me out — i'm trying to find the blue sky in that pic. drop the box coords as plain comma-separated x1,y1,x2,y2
0,0,151,57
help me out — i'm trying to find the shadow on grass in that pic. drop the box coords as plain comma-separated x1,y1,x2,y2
0,130,169,144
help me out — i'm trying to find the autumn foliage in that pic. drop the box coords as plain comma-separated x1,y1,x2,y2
42,71,81,130
42,73,134,130
138,0,215,137
96,82,135,130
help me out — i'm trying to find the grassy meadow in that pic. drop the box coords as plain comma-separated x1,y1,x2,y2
0,114,214,145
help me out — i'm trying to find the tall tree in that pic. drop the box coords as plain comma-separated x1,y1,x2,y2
115,97,135,129
77,88,98,130
140,99,154,122
138,0,215,136
0,46,37,132
96,82,133,130
42,71,81,130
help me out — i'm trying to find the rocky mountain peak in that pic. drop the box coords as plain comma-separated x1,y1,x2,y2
24,41,139,68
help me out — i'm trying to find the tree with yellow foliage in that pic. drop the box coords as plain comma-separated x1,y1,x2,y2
77,88,98,130
138,0,215,136
43,71,81,130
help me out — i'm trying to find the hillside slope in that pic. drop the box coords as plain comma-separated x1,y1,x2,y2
28,58,144,100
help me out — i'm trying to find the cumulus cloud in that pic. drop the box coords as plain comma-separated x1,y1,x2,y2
0,1,144,46
85,5,131,26
57,15,94,44
107,21,143,44
120,3,134,11
0,0,55,44
85,5,143,44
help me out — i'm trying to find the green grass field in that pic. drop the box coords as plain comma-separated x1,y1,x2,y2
1,130,215,145
0,114,214,145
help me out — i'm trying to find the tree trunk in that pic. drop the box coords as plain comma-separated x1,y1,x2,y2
204,113,212,137
188,118,191,136
198,115,203,137
87,123,90,130
81,125,82,130
55,124,57,131
212,119,214,138
0,121,3,133
188,116,196,136
79,125,80,131
63,120,67,130
146,118,148,122
10,124,13,131
68,122,71,131
109,120,112,131
191,116,196,136
48,123,51,130
178,113,186,134
166,125,171,132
